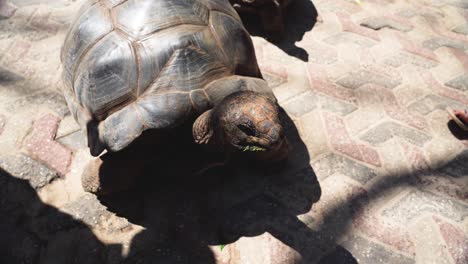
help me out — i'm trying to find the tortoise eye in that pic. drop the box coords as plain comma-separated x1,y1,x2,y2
237,123,256,136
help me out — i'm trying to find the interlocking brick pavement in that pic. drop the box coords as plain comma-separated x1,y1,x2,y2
0,0,467,263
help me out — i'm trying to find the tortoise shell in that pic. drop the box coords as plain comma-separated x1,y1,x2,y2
61,0,273,155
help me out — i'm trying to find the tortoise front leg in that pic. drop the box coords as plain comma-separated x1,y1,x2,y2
81,150,145,195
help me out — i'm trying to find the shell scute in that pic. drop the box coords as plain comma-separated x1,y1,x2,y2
115,0,210,38
74,32,138,120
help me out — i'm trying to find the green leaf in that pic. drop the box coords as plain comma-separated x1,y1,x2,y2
219,244,226,251
242,145,267,152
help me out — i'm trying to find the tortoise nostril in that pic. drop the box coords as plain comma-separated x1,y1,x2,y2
237,124,256,136
267,125,284,143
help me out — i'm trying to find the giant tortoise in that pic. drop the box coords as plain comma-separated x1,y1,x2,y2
61,0,288,193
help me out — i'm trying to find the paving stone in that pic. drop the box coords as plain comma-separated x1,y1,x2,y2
336,12,380,41
56,114,80,138
263,72,287,89
445,74,468,91
272,64,310,103
408,94,466,115
342,235,415,264
450,48,468,72
384,51,438,68
300,39,338,65
420,70,468,104
317,94,357,116
305,175,367,239
409,217,452,264
312,153,377,184
324,32,377,48
299,111,330,159
0,0,17,19
62,193,112,227
360,121,432,146
323,112,381,167
0,153,58,189
0,113,5,135
308,63,356,103
282,92,318,117
439,0,468,9
377,87,427,130
24,114,72,176
413,173,468,203
57,130,87,151
233,233,301,264
382,190,468,224
453,24,468,35
352,200,416,255
440,150,468,178
337,69,402,90
10,90,69,117
360,16,413,32
317,0,362,14
395,33,439,63
433,216,468,264
423,37,468,51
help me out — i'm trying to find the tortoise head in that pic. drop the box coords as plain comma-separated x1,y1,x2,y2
213,91,288,161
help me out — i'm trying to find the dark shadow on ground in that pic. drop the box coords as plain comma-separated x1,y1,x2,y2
98,110,333,263
0,167,122,264
239,0,318,61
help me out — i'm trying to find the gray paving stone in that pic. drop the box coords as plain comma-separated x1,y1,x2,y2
360,18,413,32
382,190,468,224
263,72,287,89
342,235,415,264
408,94,466,115
453,24,468,35
0,153,59,189
57,130,87,150
423,37,468,51
62,193,112,227
360,121,432,146
445,74,468,91
318,95,357,116
11,90,69,117
384,52,438,69
337,70,401,90
313,153,377,184
440,150,468,178
324,33,376,48
282,92,318,117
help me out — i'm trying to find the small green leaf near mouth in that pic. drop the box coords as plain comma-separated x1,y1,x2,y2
220,244,226,251
243,145,267,152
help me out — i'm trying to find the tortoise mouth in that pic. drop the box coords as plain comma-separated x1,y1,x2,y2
231,135,285,153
